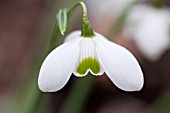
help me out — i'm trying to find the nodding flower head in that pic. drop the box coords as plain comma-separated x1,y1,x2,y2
38,31,144,92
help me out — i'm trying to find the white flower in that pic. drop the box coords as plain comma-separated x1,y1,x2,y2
123,4,170,61
38,31,144,92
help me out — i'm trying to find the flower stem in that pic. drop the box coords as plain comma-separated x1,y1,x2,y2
67,2,95,37
79,2,95,38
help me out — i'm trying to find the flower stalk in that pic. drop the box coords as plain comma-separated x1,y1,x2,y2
58,2,95,38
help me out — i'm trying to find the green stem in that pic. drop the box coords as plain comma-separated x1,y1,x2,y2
67,2,95,37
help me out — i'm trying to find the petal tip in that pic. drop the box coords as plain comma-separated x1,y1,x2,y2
38,74,62,92
38,80,61,92
122,73,144,92
38,78,51,92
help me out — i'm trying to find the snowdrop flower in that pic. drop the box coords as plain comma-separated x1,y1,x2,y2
38,1,143,92
38,31,144,92
123,4,170,61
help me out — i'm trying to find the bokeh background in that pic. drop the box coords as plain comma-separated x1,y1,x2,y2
0,0,170,113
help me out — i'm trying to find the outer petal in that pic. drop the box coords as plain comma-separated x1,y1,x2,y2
38,38,81,92
94,34,144,91
64,31,81,43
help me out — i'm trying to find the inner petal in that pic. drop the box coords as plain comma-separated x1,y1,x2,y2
73,38,104,77
76,57,100,75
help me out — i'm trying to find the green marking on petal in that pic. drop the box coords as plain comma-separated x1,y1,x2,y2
76,57,100,76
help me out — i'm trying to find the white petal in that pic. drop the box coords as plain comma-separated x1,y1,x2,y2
94,34,144,91
38,38,81,92
73,38,104,77
64,31,81,43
